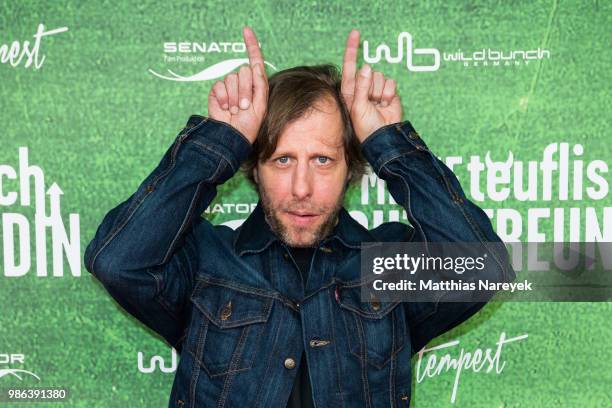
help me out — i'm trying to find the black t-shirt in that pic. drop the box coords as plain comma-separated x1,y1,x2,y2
285,246,315,408
288,246,314,288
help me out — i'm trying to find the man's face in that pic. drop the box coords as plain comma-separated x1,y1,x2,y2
254,97,349,248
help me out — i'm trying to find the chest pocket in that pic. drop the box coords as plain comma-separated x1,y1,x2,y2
337,284,408,370
186,279,273,378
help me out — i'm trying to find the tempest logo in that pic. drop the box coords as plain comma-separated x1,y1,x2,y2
0,23,68,70
415,332,528,403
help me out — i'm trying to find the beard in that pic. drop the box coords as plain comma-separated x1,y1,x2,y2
257,184,346,248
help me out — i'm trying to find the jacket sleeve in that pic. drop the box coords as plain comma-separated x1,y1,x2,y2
84,115,252,351
360,120,516,354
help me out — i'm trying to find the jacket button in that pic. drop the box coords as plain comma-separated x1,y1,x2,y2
408,130,420,139
369,293,381,311
177,399,185,406
284,357,296,369
309,339,331,348
220,301,232,320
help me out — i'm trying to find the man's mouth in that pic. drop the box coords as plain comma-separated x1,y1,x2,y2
286,211,320,226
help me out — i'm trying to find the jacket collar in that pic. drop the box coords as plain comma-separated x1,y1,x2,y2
233,200,375,256
233,201,277,256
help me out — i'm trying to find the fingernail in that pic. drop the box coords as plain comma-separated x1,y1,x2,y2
222,103,229,110
230,106,239,114
240,98,250,109
255,63,263,76
362,64,371,77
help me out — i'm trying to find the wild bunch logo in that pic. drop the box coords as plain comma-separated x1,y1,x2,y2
137,348,177,374
363,31,550,71
0,147,81,277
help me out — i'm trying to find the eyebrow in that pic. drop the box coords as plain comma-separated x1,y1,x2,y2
270,150,340,159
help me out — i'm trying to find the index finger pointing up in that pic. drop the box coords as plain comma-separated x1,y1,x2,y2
242,26,268,114
341,29,360,110
243,26,265,70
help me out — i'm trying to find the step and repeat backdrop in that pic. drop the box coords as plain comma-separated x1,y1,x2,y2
1,0,610,407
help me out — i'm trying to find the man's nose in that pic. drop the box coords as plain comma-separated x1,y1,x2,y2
291,161,313,200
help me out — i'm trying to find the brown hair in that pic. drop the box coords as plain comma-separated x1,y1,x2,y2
241,64,366,186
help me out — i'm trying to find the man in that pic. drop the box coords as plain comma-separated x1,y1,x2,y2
84,27,514,407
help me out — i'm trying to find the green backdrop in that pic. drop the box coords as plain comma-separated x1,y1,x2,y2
1,0,610,406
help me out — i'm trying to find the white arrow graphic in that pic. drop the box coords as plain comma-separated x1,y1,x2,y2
46,182,63,219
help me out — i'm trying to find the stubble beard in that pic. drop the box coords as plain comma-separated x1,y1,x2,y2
257,184,345,248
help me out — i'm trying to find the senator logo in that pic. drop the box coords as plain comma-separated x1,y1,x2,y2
363,31,550,71
148,40,277,82
0,354,41,381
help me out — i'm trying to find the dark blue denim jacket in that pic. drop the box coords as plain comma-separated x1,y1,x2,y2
84,115,514,407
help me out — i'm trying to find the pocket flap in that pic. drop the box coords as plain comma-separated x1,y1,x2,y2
337,284,400,319
190,280,273,329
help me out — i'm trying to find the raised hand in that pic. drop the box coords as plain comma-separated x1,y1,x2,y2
341,29,402,143
207,26,268,143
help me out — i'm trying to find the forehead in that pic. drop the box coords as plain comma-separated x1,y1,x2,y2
274,98,344,152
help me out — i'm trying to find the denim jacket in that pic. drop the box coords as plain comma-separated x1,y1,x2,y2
84,115,514,407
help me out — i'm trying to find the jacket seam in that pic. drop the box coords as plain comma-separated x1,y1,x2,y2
146,268,182,322
360,121,406,147
188,139,239,174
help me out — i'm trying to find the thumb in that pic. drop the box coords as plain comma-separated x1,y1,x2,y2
354,64,372,107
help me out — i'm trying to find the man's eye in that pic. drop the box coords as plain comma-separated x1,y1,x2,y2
316,156,330,164
276,156,290,164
